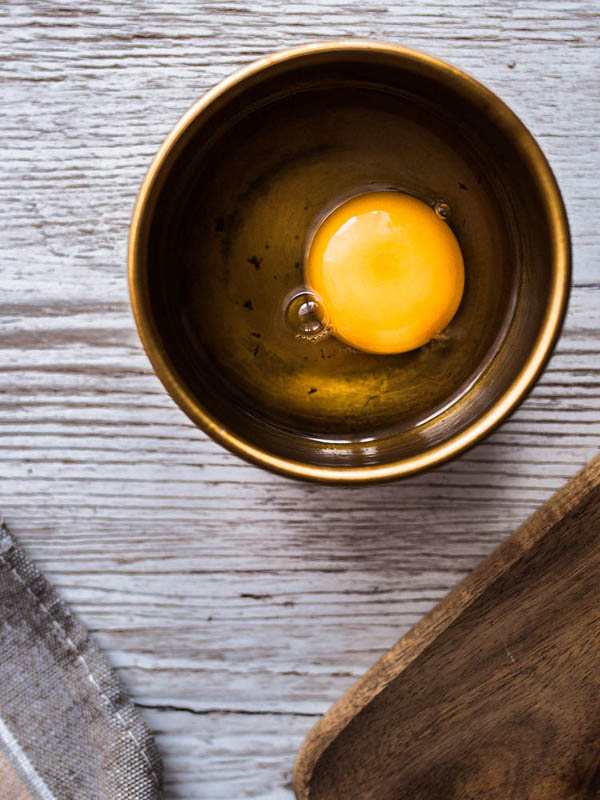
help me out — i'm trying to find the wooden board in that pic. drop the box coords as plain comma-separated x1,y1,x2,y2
1,1,599,797
295,456,600,799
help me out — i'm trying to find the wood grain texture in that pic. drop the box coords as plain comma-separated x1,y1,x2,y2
0,1,598,798
295,456,600,799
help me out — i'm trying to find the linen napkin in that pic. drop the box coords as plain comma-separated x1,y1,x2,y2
0,522,162,799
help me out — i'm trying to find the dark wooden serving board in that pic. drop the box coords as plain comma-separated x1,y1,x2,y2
294,456,600,800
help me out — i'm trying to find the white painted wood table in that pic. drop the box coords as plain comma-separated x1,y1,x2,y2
1,2,598,798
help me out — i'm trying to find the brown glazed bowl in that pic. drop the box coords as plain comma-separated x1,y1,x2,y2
128,42,570,483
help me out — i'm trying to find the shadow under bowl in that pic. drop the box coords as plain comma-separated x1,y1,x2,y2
129,42,570,483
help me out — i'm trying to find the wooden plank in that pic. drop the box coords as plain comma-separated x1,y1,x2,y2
295,456,600,799
1,1,598,797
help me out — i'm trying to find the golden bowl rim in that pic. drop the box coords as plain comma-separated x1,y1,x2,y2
128,40,571,484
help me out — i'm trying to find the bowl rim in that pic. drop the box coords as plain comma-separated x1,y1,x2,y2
128,40,571,484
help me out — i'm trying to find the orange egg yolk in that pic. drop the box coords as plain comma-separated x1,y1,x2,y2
305,191,465,354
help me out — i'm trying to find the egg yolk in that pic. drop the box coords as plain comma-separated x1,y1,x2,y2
305,191,465,354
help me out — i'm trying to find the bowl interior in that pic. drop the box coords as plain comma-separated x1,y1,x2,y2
138,48,562,472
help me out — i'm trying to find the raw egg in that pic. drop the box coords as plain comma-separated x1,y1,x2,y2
305,191,465,354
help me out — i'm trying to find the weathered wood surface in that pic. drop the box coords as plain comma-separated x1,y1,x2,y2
295,457,600,800
1,2,598,798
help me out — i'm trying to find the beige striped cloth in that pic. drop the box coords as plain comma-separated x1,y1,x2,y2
0,522,162,800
